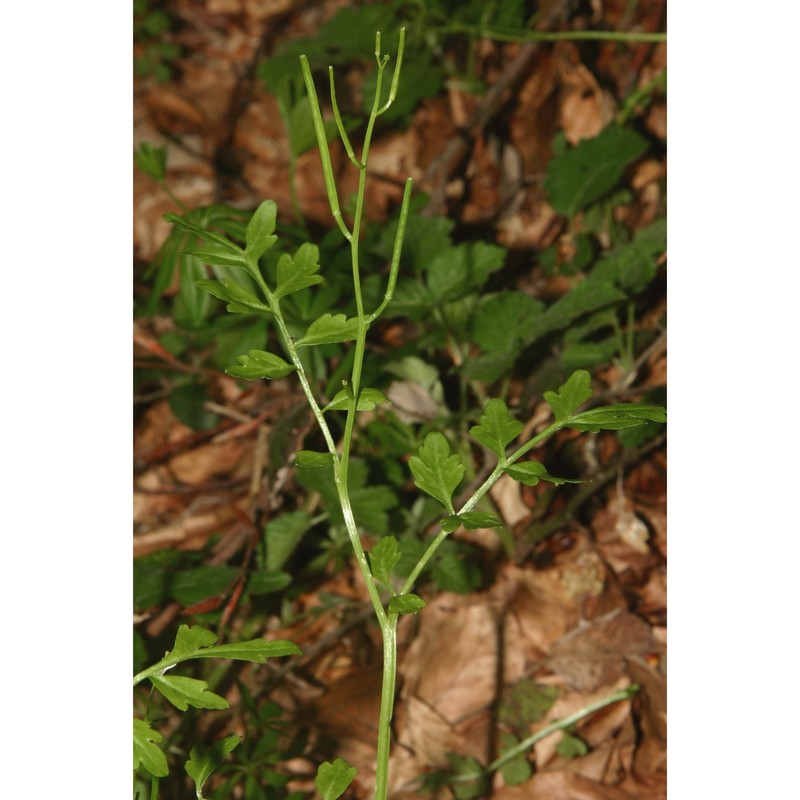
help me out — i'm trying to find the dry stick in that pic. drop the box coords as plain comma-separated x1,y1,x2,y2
421,0,570,216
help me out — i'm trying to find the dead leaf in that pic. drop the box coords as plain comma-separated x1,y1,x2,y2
549,610,658,691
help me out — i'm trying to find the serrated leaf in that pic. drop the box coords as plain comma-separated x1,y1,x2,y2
297,313,361,347
388,593,426,615
323,387,388,413
370,536,400,589
408,432,464,514
150,674,228,711
133,718,169,777
545,125,649,216
524,279,626,345
503,461,581,487
186,735,241,800
441,511,504,533
264,511,312,572
544,370,593,422
566,403,666,432
295,450,335,468
469,399,523,460
315,758,357,800
245,200,278,261
471,292,544,354
274,242,324,299
226,350,296,381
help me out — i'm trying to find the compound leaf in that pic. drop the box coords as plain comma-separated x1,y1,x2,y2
133,718,168,777
544,370,593,422
315,758,357,800
409,432,464,514
469,399,523,461
226,349,296,381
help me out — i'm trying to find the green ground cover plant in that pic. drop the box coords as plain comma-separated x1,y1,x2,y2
135,26,665,799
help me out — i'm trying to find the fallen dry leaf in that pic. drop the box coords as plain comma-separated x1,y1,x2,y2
549,610,659,691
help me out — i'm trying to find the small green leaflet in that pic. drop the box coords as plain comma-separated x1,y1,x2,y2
557,731,589,758
566,403,666,432
135,142,167,182
195,638,301,662
503,461,580,487
274,242,324,299
226,350,296,381
441,511,504,533
388,593,426,615
323,387,388,413
196,278,271,315
544,370,593,422
296,313,361,347
408,432,464,514
133,718,168,777
150,674,228,711
245,199,278,261
186,735,241,800
315,758,357,800
164,213,244,256
370,536,401,590
188,244,249,269
469,399,523,461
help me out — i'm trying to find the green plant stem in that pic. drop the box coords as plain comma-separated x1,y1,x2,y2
450,685,639,784
157,178,187,212
437,21,665,44
400,421,563,595
374,615,398,800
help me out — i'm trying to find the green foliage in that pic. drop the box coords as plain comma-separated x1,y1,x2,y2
134,0,182,83
186,736,242,800
545,125,650,216
408,432,465,514
557,731,589,758
136,21,665,800
134,625,299,788
315,758,358,800
370,536,402,590
469,399,523,462
388,593,427,614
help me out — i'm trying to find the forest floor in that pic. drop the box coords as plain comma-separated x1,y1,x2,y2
134,2,666,798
